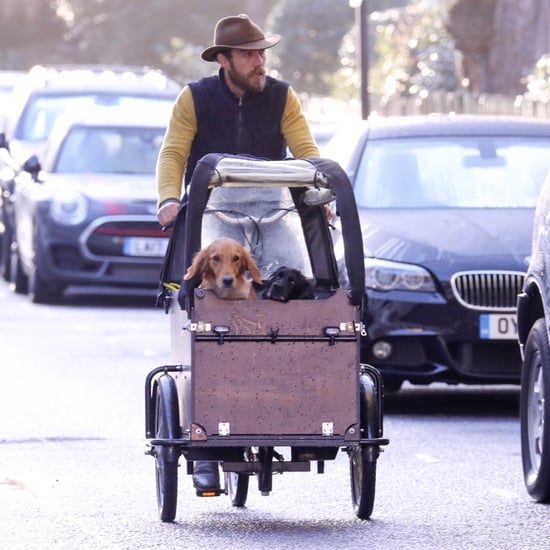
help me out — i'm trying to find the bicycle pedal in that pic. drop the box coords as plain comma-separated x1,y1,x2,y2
195,488,223,497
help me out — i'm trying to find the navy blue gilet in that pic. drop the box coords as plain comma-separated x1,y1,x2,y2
185,69,289,186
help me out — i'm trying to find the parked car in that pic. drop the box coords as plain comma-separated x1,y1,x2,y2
516,167,550,503
9,111,169,303
324,114,550,392
0,64,179,282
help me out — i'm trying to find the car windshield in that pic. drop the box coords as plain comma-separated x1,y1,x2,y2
54,126,165,174
354,136,550,208
16,94,174,141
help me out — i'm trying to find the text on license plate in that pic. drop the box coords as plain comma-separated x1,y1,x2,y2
479,313,517,340
123,237,168,257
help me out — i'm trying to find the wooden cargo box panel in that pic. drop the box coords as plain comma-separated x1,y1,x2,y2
191,289,360,436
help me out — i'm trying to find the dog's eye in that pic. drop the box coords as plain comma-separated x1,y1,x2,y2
232,255,240,263
212,255,220,263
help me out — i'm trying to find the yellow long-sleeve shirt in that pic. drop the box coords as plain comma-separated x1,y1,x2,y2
156,85,320,208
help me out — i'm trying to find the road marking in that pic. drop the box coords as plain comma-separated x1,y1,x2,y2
414,453,440,464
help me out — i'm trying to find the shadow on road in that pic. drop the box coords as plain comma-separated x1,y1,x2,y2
383,383,520,418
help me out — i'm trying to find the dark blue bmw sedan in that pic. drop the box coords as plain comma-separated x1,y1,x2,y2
325,114,550,391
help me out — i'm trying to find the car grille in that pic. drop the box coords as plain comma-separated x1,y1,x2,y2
83,218,168,259
450,271,525,311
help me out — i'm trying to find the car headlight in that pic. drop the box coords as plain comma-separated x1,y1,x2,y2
50,189,88,225
364,258,436,292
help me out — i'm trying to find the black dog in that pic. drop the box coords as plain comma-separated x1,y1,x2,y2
262,266,315,302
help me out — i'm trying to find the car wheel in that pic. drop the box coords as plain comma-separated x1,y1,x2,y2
28,265,63,304
9,241,28,294
382,376,403,395
520,318,550,502
0,227,11,282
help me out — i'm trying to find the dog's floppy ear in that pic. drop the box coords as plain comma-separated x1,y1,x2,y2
241,248,262,283
293,269,315,299
265,266,286,283
183,248,209,280
297,279,315,299
288,268,315,299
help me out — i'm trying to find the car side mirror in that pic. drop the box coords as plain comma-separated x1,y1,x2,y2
22,154,41,181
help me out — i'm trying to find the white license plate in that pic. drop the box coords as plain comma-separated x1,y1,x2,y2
479,313,518,340
123,237,168,257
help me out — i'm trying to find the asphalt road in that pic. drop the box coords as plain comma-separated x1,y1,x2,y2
1,284,548,550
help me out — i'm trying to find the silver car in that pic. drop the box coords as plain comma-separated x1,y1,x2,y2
517,167,550,503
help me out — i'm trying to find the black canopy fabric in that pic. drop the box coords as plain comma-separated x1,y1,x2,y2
156,154,365,310
305,157,366,306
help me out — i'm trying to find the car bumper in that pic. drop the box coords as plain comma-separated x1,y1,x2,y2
33,215,167,289
362,290,522,385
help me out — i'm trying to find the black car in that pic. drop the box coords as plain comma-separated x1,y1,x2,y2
516,168,550,503
0,64,179,282
324,114,550,391
10,111,169,303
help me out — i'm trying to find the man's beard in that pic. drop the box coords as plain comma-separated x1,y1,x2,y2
226,61,266,95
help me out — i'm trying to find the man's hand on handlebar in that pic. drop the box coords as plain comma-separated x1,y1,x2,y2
157,201,180,228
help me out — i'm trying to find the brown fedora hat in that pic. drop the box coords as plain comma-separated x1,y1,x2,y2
201,14,281,62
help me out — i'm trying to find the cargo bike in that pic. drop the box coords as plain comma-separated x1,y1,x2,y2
145,153,389,522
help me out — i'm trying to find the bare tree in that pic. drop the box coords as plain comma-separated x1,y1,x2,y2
447,0,550,94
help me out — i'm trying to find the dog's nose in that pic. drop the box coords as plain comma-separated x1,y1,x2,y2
221,276,234,288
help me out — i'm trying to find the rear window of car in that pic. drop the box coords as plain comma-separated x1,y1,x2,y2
353,136,550,208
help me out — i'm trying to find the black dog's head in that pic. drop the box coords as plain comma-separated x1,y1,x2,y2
262,266,315,302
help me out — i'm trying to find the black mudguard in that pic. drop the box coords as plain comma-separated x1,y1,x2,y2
359,364,384,439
